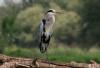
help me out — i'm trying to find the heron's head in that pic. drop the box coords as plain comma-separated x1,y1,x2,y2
47,9,56,13
46,9,63,14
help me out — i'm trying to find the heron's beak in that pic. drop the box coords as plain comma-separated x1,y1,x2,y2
55,11,64,14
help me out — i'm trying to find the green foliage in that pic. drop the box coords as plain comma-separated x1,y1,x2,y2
80,0,100,44
54,0,68,9
54,11,81,44
12,5,44,46
0,0,100,62
3,46,100,63
2,14,16,35
15,4,43,32
4,46,33,57
0,0,86,47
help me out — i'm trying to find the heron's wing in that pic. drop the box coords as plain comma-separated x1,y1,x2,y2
39,22,43,33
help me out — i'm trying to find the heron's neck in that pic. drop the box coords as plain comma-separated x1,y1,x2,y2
45,12,55,23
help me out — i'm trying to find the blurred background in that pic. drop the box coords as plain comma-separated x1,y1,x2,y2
0,0,100,63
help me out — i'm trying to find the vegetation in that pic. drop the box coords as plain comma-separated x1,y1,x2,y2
0,0,100,63
3,46,100,63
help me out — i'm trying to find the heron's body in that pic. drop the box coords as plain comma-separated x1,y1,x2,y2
40,12,55,37
39,9,56,53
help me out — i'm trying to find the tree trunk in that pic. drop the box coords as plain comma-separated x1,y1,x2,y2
0,54,100,68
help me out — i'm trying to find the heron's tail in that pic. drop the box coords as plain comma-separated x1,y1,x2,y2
39,42,47,53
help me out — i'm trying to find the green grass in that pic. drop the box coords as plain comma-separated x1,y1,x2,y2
3,46,100,63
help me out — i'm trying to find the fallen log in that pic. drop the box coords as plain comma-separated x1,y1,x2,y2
0,54,100,68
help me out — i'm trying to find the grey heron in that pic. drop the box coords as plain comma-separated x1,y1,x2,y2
39,9,61,53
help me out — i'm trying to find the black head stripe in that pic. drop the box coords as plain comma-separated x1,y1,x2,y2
47,10,53,12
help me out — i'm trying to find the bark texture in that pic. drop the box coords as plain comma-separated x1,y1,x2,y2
0,54,100,68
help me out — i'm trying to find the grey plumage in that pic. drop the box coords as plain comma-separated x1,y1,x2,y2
39,9,56,53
